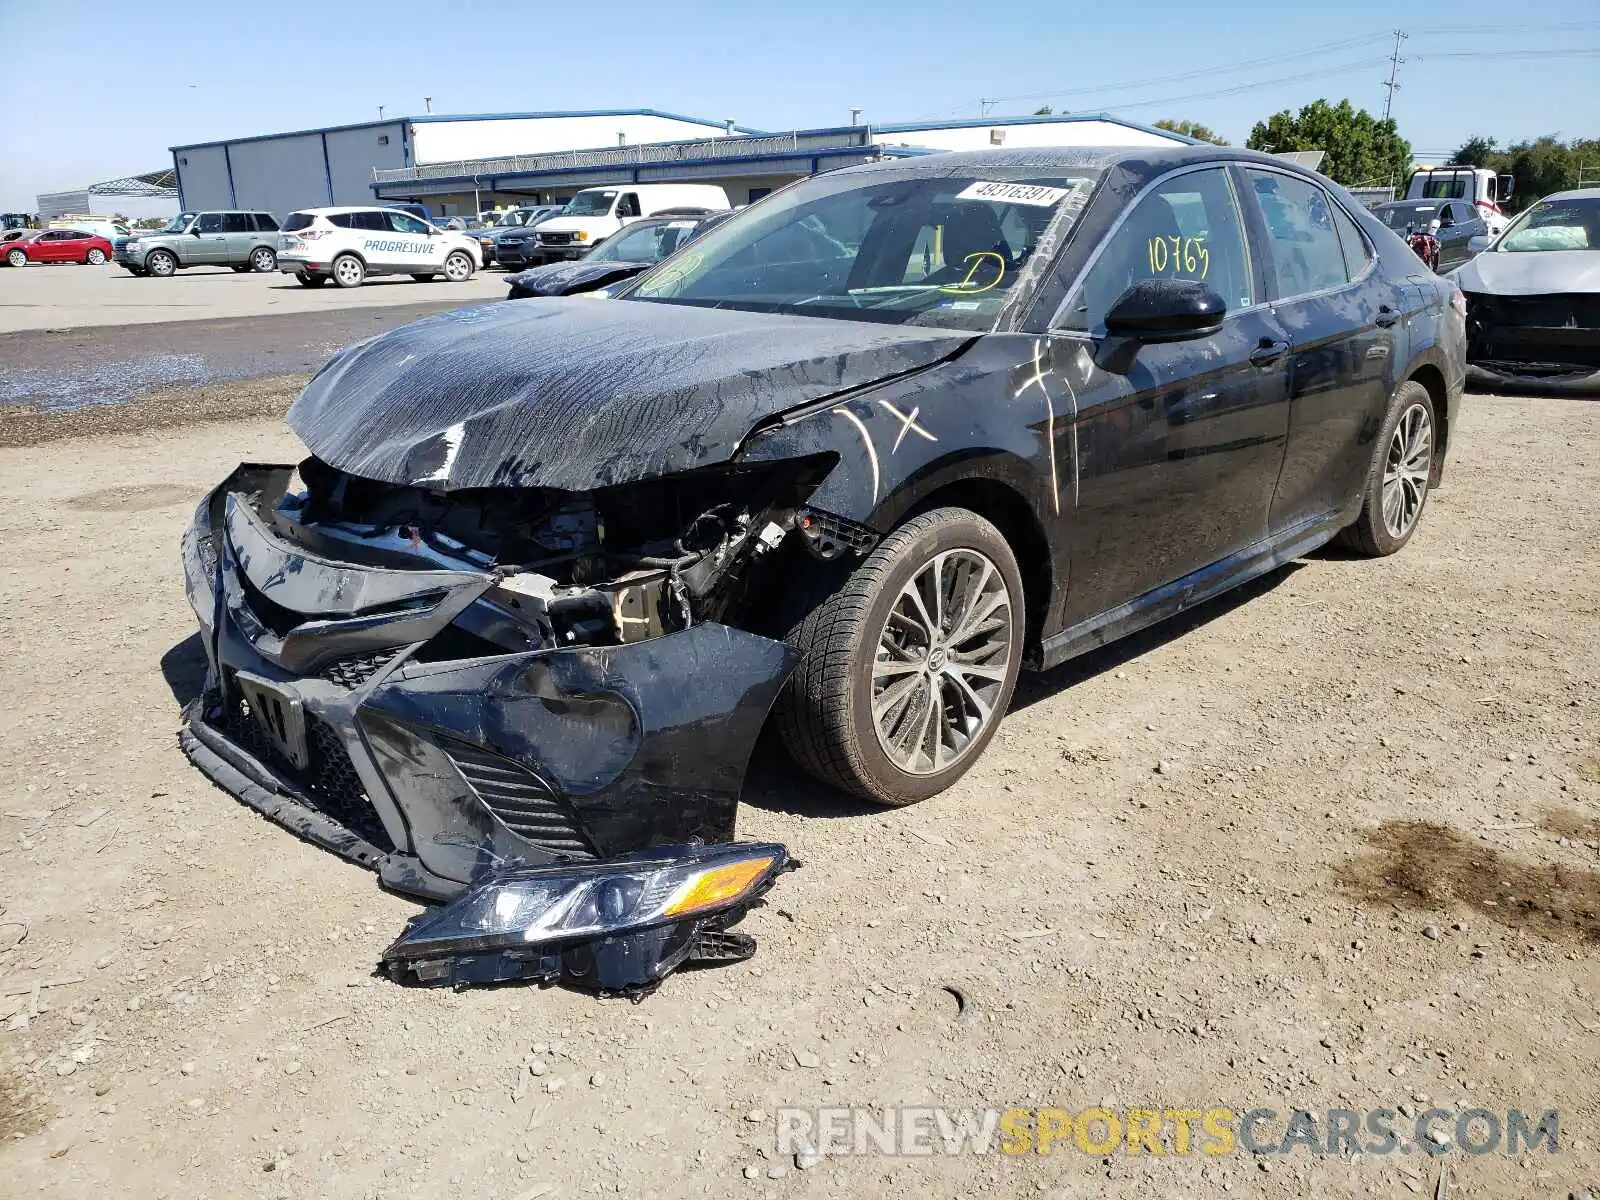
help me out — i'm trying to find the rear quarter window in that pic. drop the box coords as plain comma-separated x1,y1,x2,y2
254,214,279,232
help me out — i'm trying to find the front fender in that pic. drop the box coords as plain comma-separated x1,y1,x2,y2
737,335,1057,530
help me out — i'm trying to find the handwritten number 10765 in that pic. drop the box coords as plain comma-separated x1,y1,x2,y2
1147,235,1210,279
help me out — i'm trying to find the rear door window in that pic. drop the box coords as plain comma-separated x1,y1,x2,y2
1330,202,1371,279
1245,171,1351,298
221,213,251,233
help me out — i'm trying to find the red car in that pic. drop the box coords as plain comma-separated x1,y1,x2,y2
3,229,114,267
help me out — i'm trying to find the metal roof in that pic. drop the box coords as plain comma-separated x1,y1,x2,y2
86,169,180,197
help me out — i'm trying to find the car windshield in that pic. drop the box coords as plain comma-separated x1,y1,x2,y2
161,213,195,233
563,191,618,217
492,211,527,227
1495,197,1600,252
1377,205,1440,231
588,220,696,263
626,169,1100,330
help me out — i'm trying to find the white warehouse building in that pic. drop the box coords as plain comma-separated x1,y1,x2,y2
170,110,1192,217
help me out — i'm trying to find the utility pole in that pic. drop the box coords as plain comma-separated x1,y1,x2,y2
377,104,385,120
979,98,995,118
1382,30,1407,121
423,96,433,114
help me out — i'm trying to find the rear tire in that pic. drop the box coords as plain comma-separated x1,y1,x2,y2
1336,380,1437,557
7,248,28,268
146,249,177,277
773,507,1024,806
249,246,277,273
331,253,364,288
85,248,107,265
296,271,327,288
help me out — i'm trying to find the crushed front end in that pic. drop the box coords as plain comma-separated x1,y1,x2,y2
179,457,825,986
1464,291,1600,390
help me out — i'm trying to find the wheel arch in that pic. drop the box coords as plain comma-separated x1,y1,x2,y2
1405,361,1449,485
143,245,181,270
885,471,1054,665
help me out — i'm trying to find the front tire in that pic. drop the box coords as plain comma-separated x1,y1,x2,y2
1337,380,1436,556
85,248,106,265
146,249,178,277
330,253,365,288
774,507,1024,806
442,250,474,282
249,246,277,273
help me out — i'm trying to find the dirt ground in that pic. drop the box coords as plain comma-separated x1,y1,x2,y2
0,387,1596,1199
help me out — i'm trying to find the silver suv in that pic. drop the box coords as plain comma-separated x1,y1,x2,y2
116,211,282,277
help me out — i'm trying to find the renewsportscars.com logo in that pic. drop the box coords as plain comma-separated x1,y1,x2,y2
775,1106,1560,1159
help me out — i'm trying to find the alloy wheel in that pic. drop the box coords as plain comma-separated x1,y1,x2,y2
86,248,105,265
871,549,1013,775
7,249,26,268
1381,401,1432,539
334,256,364,287
444,252,472,282
251,248,275,272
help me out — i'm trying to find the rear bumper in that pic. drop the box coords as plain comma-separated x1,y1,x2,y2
178,466,799,901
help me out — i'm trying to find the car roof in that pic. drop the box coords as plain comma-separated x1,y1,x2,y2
1540,187,1600,202
827,143,1300,178
290,205,401,215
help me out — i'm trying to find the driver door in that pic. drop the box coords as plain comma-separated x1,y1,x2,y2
192,212,228,264
386,210,446,271
1043,165,1292,627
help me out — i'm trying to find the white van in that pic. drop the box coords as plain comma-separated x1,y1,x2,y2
530,184,731,262
1404,167,1516,234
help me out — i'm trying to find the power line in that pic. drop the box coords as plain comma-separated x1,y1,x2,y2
977,33,1392,107
1092,57,1393,113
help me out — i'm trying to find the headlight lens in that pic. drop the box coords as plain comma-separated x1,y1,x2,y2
573,230,590,242
383,842,788,961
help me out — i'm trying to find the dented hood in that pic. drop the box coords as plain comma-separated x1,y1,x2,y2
1452,250,1600,296
287,298,968,491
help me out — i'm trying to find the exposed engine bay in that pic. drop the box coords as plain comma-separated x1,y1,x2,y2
274,452,840,651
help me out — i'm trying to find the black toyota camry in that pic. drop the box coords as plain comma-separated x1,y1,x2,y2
180,146,1464,987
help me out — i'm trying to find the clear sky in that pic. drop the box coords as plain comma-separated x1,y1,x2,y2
1,0,1597,210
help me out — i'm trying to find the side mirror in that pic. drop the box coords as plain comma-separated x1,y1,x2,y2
1467,234,1492,254
1103,278,1226,342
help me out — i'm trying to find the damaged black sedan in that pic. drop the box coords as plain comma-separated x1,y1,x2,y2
180,146,1463,988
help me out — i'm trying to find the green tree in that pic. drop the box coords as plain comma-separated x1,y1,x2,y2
1451,136,1497,167
1154,118,1228,146
1033,105,1054,116
1246,99,1412,187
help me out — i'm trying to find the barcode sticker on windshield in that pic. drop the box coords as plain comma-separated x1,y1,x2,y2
956,181,1073,207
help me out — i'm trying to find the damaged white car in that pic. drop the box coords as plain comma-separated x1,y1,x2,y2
1452,187,1600,390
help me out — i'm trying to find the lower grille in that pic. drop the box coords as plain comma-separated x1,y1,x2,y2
317,649,402,689
217,691,394,852
440,737,595,859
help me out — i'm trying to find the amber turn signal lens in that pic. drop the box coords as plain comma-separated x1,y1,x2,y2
662,856,776,917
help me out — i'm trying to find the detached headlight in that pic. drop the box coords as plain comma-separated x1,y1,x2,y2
382,842,793,992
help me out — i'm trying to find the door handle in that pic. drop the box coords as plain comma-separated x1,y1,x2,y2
1375,305,1400,328
1249,338,1289,368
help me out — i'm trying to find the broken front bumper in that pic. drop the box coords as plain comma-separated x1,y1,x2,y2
178,465,800,904
1465,291,1600,392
